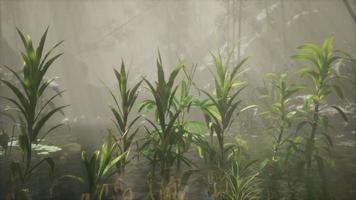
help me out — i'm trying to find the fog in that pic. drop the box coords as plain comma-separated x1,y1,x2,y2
1,0,356,199
1,0,355,124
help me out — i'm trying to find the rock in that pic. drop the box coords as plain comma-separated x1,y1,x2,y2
63,143,82,153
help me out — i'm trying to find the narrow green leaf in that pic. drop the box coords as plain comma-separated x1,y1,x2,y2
329,105,348,122
36,27,49,61
331,85,344,100
32,105,69,140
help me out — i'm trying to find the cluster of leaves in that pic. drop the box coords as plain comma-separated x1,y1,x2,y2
258,72,302,199
198,53,254,168
258,37,355,200
135,52,259,200
168,65,204,172
2,27,355,200
291,37,354,199
108,61,142,176
192,53,259,199
80,132,127,200
139,54,187,185
219,160,260,200
259,72,302,163
0,28,66,199
54,132,128,200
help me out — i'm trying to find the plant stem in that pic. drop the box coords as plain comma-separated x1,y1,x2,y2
218,132,225,168
273,125,284,161
305,103,319,200
273,98,285,161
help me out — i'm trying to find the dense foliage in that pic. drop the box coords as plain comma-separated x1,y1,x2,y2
0,28,66,199
0,29,355,200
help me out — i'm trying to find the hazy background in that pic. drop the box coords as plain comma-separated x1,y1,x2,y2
0,1,356,199
1,0,355,125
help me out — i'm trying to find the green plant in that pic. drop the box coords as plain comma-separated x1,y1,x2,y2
195,135,219,169
80,132,127,200
108,61,142,176
50,132,129,200
76,132,127,200
193,52,256,198
199,53,255,168
260,73,300,161
170,65,203,172
0,27,66,198
258,72,301,199
292,37,354,199
139,53,184,186
195,136,250,199
141,65,201,172
219,160,260,200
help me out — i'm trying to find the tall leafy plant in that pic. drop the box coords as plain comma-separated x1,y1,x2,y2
0,28,66,197
259,72,301,199
108,61,142,175
170,65,203,172
194,53,256,199
199,53,253,168
260,72,301,162
139,53,184,186
292,37,354,199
